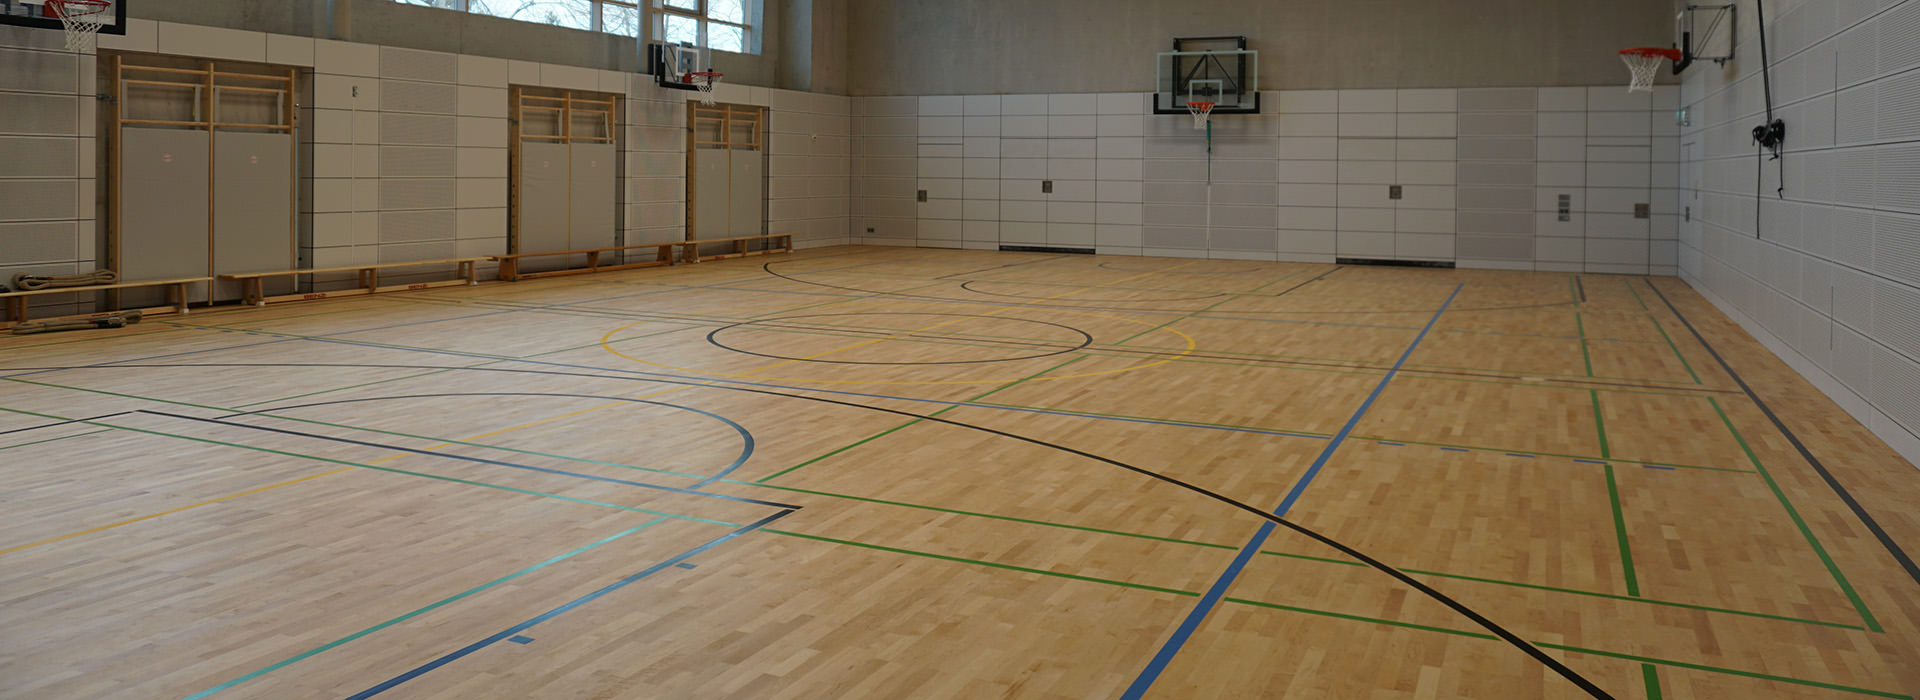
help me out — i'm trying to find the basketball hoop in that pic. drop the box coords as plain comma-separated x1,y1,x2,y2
1186,101,1214,130
685,71,723,105
1619,48,1682,93
47,0,111,53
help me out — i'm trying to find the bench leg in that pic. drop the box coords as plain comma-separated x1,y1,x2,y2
172,283,190,316
7,296,25,324
464,261,477,286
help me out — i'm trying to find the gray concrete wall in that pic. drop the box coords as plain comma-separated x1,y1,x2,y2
845,0,1677,95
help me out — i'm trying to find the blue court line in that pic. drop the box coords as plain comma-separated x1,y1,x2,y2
1119,284,1462,700
1574,459,1609,465
1643,465,1675,471
1441,447,1469,452
1507,453,1536,459
344,510,791,699
506,636,535,645
1377,442,1405,447
181,518,670,700
674,562,697,569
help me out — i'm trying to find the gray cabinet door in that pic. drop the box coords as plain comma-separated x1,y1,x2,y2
120,127,210,306
213,131,294,301
518,141,570,273
569,142,618,266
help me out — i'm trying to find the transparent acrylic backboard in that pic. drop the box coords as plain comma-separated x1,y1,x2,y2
0,0,125,36
1153,36,1258,115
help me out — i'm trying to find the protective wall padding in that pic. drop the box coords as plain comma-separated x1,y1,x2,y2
120,127,210,307
517,141,571,273
729,150,765,236
568,142,618,267
694,148,731,239
213,131,294,302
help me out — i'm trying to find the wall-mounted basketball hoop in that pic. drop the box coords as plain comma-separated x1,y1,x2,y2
1619,47,1682,93
1674,3,1736,73
648,42,723,105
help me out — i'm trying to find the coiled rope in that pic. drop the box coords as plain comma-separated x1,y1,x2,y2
13,269,117,291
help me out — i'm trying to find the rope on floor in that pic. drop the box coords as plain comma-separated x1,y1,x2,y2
10,309,142,335
13,269,118,291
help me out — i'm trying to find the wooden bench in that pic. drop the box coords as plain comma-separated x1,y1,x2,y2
679,234,794,263
1,276,211,328
219,258,487,306
491,242,678,282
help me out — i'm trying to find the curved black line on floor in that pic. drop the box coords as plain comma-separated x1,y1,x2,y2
705,312,1094,366
1648,282,1920,592
765,260,1582,316
1096,261,1273,275
958,280,1229,303
221,391,758,490
25,360,1614,699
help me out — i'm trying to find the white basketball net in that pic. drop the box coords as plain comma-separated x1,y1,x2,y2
1621,53,1664,93
1187,101,1214,130
50,0,110,53
688,72,721,106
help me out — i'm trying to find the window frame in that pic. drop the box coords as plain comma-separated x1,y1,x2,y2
653,0,756,56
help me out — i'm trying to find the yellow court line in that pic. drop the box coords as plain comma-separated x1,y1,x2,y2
0,467,355,557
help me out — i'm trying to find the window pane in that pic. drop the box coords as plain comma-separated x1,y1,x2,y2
396,0,460,9
662,13,698,45
709,22,743,53
664,0,698,10
470,0,592,30
602,1,639,36
707,0,743,24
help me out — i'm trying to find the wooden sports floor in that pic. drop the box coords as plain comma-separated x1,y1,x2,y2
3,246,1918,700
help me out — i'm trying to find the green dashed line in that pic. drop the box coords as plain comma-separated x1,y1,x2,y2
1605,463,1641,597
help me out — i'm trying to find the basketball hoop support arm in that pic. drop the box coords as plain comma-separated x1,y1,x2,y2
1673,3,1735,74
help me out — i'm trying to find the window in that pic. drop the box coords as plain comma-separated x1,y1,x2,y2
654,0,756,54
390,0,647,38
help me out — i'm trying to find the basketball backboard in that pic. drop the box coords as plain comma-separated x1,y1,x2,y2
1153,35,1259,115
0,0,126,37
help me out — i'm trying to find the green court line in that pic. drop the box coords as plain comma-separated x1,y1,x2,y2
1114,295,1241,345
975,399,1753,474
775,527,1906,698
1591,390,1611,460
754,354,1088,483
0,325,193,352
0,428,111,452
767,529,1199,596
1643,664,1664,700
1650,315,1704,385
1529,643,1911,699
1625,278,1651,312
180,518,672,700
1604,464,1641,597
1577,313,1595,377
1247,267,1317,292
1708,397,1883,633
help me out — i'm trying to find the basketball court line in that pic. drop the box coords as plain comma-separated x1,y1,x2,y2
1,369,1901,696
1121,285,1505,700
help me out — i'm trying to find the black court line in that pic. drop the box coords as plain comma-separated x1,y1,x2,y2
0,412,134,437
706,312,1095,366
1269,266,1345,298
149,405,798,510
933,254,1072,280
14,360,1611,697
1648,281,1920,591
958,279,1230,303
763,260,1584,316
